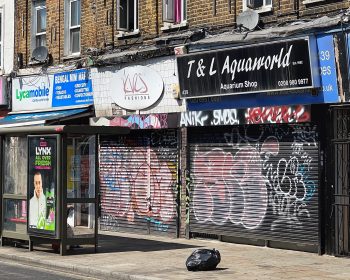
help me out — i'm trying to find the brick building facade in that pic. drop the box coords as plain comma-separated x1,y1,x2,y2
14,0,350,69
9,0,350,257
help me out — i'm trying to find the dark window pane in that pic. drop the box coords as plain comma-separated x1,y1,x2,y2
37,8,46,33
70,28,80,53
36,34,46,47
129,0,134,30
118,0,128,30
70,0,81,26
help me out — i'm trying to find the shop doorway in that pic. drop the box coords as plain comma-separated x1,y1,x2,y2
332,106,350,256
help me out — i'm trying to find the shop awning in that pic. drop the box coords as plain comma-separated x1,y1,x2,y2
0,108,91,128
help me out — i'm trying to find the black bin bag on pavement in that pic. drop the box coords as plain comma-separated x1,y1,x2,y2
186,248,221,271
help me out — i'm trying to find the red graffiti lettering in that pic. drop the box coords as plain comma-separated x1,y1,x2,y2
245,105,310,124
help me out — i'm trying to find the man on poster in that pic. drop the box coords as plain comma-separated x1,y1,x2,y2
29,171,47,229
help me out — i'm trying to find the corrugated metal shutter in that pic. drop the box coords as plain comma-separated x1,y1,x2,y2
189,124,319,246
99,130,178,237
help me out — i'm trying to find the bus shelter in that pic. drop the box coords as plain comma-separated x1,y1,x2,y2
0,125,129,255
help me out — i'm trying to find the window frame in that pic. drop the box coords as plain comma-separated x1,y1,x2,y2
31,1,47,53
116,0,138,33
64,0,81,56
243,0,272,13
162,0,186,25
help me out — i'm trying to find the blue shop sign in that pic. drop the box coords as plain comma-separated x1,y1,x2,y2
187,34,339,111
52,69,93,107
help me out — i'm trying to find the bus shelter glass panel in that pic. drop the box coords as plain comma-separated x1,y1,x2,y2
66,136,96,199
67,203,95,238
3,137,28,234
66,135,96,239
4,137,27,195
3,199,27,232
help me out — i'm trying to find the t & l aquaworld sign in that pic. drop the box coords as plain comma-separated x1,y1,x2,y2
177,37,320,99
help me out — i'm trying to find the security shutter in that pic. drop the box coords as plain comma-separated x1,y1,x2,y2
99,130,178,237
189,124,319,246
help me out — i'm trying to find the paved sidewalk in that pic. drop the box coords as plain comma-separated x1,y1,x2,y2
0,231,350,280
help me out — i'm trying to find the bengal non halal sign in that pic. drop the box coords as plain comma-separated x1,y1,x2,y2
177,37,319,99
110,65,164,110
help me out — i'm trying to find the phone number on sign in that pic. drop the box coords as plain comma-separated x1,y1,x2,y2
278,78,309,87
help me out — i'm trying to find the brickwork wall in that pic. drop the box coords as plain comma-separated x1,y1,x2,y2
139,0,158,40
187,0,235,29
15,0,29,67
46,0,63,62
186,0,349,29
14,0,350,69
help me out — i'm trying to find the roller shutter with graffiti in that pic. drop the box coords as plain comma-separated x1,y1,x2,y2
189,124,319,245
99,130,178,236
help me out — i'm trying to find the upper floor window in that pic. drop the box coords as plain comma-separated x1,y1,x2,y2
244,0,272,13
117,0,138,32
65,0,81,55
163,0,186,24
31,1,46,51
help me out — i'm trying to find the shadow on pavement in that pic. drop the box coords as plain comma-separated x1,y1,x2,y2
65,234,202,255
1,234,202,256
98,234,201,253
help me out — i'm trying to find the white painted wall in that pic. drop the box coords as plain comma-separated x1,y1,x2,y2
0,0,14,75
91,56,185,117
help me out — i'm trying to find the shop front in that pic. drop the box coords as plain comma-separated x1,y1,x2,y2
90,57,185,237
180,107,320,252
177,33,339,253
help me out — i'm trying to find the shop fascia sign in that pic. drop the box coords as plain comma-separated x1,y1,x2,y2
12,69,93,112
12,75,53,112
110,65,164,110
177,36,320,99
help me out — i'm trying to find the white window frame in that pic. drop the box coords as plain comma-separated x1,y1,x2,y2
31,1,47,52
116,0,139,34
162,0,187,30
243,0,272,13
64,0,81,56
0,8,3,69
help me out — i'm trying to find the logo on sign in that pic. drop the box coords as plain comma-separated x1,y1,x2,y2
16,86,50,101
111,66,164,110
123,73,148,94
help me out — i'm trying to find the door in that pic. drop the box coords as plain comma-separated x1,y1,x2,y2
332,106,350,256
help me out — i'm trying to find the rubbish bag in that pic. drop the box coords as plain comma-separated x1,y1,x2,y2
186,248,221,271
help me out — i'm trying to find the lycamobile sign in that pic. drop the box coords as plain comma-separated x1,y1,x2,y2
16,86,50,101
177,37,320,99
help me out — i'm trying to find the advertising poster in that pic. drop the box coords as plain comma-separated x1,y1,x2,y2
28,136,57,235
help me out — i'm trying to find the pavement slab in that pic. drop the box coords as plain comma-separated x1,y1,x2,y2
0,231,349,279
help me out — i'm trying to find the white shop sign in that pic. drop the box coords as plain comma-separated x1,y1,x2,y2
110,65,164,110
